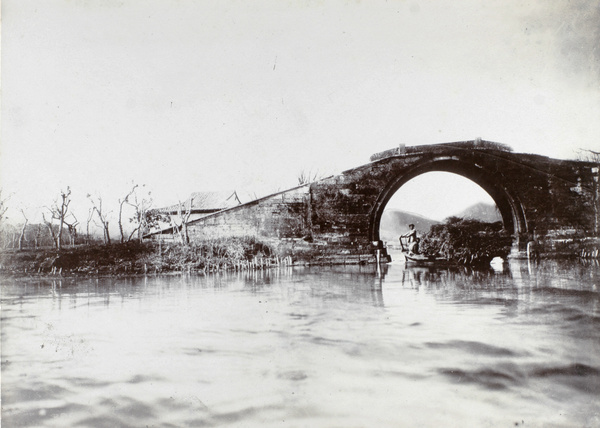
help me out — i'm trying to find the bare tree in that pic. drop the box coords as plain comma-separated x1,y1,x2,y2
42,212,58,249
45,187,72,250
166,197,194,245
0,190,11,248
86,208,94,245
127,185,154,242
18,209,29,251
2,224,19,249
0,189,11,224
88,194,111,245
118,184,138,243
175,197,194,245
64,214,79,247
33,224,43,249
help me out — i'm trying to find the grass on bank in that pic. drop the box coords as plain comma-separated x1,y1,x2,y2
0,237,279,276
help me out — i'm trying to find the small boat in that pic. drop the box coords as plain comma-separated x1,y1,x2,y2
400,236,453,266
398,236,452,266
402,250,452,266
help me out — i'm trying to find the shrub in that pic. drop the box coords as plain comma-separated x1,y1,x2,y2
420,217,512,265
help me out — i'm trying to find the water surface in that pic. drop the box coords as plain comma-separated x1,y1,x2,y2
2,259,599,427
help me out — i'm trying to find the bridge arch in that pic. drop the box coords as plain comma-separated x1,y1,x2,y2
368,156,527,244
155,141,596,262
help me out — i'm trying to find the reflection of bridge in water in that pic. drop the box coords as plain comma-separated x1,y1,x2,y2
376,258,599,309
15,258,597,314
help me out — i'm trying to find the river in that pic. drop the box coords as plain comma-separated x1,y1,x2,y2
1,258,599,427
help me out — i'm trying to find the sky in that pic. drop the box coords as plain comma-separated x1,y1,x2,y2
1,0,599,230
387,172,497,221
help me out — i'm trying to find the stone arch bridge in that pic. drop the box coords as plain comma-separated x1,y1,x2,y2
156,140,599,262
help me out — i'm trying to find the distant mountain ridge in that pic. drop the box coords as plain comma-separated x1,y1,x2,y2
454,202,502,223
379,203,500,243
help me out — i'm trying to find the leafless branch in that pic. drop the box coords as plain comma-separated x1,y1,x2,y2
118,184,139,243
88,194,111,245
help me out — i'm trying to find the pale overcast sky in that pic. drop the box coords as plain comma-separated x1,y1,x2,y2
1,1,599,225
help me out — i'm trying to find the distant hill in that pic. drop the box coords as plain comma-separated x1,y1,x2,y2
379,202,501,244
453,202,502,223
379,210,439,244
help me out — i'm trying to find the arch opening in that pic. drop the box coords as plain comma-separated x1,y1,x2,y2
369,158,527,246
378,172,502,244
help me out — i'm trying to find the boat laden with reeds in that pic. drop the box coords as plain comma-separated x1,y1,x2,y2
399,236,452,266
402,250,453,266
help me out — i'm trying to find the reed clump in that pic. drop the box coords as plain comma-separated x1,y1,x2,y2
0,237,289,276
146,237,282,273
420,217,512,266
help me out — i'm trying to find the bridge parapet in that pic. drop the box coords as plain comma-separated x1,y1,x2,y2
370,140,513,162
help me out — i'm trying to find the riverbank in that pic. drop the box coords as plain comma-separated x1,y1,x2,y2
0,238,286,277
2,234,597,278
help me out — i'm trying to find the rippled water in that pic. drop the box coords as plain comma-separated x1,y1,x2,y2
2,259,599,427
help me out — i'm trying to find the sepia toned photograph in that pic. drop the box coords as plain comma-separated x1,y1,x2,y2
1,1,599,427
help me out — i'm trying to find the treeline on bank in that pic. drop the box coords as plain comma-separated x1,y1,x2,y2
0,237,285,276
418,217,513,266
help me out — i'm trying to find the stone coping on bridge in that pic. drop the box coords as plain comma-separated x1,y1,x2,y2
370,139,513,162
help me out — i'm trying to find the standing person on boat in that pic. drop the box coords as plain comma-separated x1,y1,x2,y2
401,224,420,255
